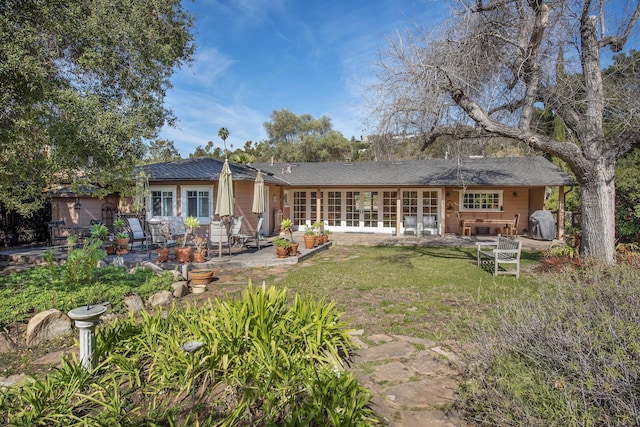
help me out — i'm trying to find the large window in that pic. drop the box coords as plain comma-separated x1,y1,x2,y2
461,191,503,211
151,188,175,216
185,188,210,221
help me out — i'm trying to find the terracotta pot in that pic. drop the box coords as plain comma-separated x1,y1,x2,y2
189,268,213,285
114,238,129,254
174,247,192,263
303,235,316,249
275,246,289,258
156,248,171,263
105,245,116,255
289,242,299,256
193,251,206,263
319,235,328,244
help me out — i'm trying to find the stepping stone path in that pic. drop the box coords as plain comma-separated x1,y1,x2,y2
348,332,467,426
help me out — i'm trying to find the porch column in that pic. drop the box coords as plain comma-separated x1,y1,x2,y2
558,186,565,238
396,188,402,235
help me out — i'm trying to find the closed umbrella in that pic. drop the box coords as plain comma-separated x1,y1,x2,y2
252,170,265,249
215,159,234,257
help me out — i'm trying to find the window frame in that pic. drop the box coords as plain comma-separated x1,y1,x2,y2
181,185,212,224
460,190,503,212
150,186,177,217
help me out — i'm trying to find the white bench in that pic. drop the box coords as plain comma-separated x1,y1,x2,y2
476,235,523,278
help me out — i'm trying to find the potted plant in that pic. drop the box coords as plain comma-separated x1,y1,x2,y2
156,219,173,263
112,218,130,254
193,236,207,263
303,224,316,249
175,216,200,263
281,218,293,240
188,267,214,287
273,237,291,258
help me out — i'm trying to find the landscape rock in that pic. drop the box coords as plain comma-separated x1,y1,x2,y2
172,281,189,298
168,269,184,281
26,309,72,348
147,290,173,307
139,261,163,274
123,294,145,314
0,332,16,353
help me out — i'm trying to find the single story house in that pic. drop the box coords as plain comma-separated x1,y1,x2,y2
50,156,574,238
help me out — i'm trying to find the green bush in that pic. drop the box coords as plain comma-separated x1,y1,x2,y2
458,263,640,426
0,265,174,327
0,283,379,426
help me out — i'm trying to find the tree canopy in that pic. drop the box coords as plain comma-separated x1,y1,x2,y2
254,109,354,162
0,0,194,215
371,0,640,263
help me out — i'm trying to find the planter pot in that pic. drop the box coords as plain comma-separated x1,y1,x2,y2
189,269,214,285
319,235,328,244
191,284,207,294
289,242,299,256
275,246,289,258
175,247,192,263
193,251,206,263
156,248,171,263
115,238,129,254
105,245,116,255
303,235,316,249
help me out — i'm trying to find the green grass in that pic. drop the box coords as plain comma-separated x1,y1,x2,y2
243,245,545,341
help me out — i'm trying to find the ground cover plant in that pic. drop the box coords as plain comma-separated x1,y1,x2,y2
458,263,640,426
0,284,378,426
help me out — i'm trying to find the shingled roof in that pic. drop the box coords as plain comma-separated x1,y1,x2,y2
138,157,286,185
139,156,574,187
253,156,574,187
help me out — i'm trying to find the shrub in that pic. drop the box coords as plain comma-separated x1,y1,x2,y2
458,263,640,426
0,283,379,426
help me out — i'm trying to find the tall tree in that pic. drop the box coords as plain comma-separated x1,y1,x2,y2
218,127,229,158
145,139,182,163
0,0,194,215
372,0,640,263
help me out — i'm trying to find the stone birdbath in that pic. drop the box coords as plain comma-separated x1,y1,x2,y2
68,304,107,371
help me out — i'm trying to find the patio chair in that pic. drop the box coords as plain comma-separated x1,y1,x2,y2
147,218,177,248
124,217,151,256
505,213,520,237
209,220,232,256
421,216,437,236
404,215,417,236
457,212,471,236
46,220,68,246
229,216,246,247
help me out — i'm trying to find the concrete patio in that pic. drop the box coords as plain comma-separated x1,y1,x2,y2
0,231,555,273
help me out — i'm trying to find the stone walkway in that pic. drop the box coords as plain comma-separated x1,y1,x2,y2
348,332,467,427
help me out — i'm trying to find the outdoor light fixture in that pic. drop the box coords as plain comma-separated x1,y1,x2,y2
73,197,82,210
512,191,517,198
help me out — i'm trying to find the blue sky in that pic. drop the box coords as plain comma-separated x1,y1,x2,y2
159,0,450,157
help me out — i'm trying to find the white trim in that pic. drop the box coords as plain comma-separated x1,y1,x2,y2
149,186,177,218
460,190,504,212
181,185,212,224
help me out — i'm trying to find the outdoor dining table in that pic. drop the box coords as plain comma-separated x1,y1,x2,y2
461,218,515,235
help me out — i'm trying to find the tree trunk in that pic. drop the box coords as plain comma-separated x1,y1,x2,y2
579,162,616,264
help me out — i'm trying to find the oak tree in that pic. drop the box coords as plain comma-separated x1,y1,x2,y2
0,0,194,215
372,0,640,263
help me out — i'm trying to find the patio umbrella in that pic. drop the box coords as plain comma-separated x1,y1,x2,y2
215,159,234,257
252,170,265,249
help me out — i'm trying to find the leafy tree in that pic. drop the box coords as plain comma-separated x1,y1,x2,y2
189,141,223,159
144,139,182,163
371,1,640,263
616,148,640,242
260,109,352,162
0,0,194,215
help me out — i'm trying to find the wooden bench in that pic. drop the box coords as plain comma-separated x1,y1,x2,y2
476,235,522,278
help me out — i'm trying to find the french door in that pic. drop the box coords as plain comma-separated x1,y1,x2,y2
345,190,380,231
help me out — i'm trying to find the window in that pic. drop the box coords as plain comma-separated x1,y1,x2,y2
185,189,210,221
151,189,175,216
461,191,503,211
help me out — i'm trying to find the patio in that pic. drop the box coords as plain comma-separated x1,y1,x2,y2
0,231,555,273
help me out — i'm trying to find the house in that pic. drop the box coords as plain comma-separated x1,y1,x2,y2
49,156,574,238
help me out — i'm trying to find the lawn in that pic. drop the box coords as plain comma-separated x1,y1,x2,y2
216,245,546,342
